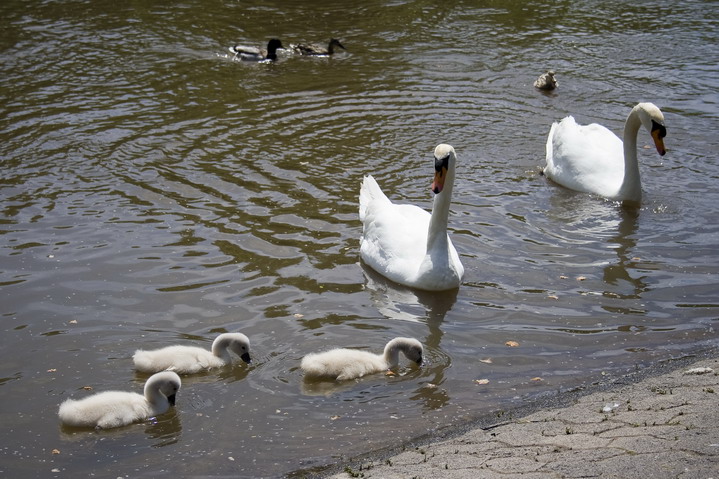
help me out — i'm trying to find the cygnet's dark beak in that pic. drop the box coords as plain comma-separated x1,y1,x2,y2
241,352,251,364
416,355,424,366
167,394,177,406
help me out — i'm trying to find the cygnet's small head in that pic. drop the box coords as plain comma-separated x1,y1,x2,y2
215,333,251,363
229,333,251,363
546,70,555,78
431,144,456,195
386,337,424,366
637,103,667,156
148,371,182,406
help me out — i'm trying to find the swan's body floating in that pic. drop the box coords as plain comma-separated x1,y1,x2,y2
301,337,423,381
534,70,558,90
543,102,667,205
133,333,251,374
58,371,181,429
359,144,464,291
294,38,346,56
229,39,284,61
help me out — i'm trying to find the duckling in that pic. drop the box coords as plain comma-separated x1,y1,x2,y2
534,70,558,90
229,38,284,61
301,337,423,381
294,38,346,56
133,332,251,374
58,371,181,429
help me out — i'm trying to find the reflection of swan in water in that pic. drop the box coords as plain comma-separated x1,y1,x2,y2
545,194,646,299
361,262,458,323
361,263,454,411
602,208,647,300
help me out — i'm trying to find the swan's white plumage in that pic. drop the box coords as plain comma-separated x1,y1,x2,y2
359,144,464,291
543,103,667,204
133,333,251,374
301,337,423,381
58,371,181,429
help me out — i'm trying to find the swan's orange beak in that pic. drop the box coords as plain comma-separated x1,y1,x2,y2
651,128,666,156
431,167,447,194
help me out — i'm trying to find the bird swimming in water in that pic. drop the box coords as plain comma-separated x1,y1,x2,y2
534,70,558,90
294,38,346,56
229,38,284,61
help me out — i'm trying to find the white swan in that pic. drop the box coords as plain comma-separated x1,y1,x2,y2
133,332,251,374
301,337,423,381
543,102,667,204
359,144,464,291
58,371,181,429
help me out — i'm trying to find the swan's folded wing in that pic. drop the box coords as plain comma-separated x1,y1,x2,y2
547,118,624,195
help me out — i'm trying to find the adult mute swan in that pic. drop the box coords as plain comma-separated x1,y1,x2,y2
133,332,251,374
543,102,667,205
301,337,423,381
359,144,464,291
294,38,346,56
58,371,181,429
229,39,284,61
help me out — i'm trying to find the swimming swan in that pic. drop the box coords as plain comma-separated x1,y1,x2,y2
294,38,346,56
229,39,284,61
58,371,181,429
301,337,423,381
133,333,251,374
534,70,558,90
359,144,464,291
543,102,667,205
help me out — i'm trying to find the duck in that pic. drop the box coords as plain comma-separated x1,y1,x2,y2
229,38,284,61
58,371,181,429
301,337,423,381
543,102,667,205
294,38,345,56
133,332,251,374
534,70,558,90
359,144,464,291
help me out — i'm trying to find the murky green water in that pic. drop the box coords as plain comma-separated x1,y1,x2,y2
1,0,717,477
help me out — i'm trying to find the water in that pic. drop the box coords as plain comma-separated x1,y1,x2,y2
1,0,718,477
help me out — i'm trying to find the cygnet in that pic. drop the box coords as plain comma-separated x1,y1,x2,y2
133,332,251,374
301,337,423,381
58,371,181,429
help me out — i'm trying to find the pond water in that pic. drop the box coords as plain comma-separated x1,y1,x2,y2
1,0,717,477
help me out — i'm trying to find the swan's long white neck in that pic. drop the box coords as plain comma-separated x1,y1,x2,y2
619,106,643,203
427,164,455,252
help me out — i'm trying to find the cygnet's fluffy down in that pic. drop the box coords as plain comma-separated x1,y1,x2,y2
301,337,423,381
133,332,251,374
58,371,181,429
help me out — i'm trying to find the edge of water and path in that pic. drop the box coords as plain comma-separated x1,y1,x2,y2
294,345,719,478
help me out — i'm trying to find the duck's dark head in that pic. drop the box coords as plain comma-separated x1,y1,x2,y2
329,38,346,51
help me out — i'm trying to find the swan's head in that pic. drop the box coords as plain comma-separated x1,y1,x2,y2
229,333,252,363
637,103,667,156
146,371,182,406
215,332,252,363
431,144,456,194
385,337,424,366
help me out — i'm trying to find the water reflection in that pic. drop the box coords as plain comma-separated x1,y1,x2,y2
602,207,647,300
